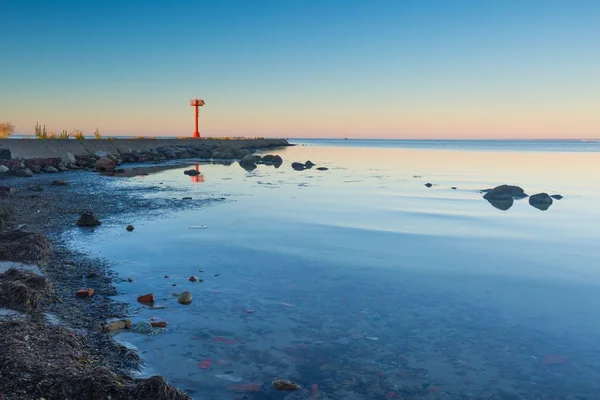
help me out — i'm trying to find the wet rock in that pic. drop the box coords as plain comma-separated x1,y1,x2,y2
182,197,192,200
95,157,116,171
184,169,200,176
137,293,155,304
15,168,33,177
529,193,553,211
425,183,432,188
272,380,301,391
0,165,9,174
51,180,67,186
127,277,134,282
291,162,305,171
177,291,192,304
102,319,132,331
76,212,101,227
126,225,134,231
76,288,95,298
551,194,563,200
27,184,43,192
482,184,527,200
316,167,328,171
305,160,316,168
189,276,199,282
451,187,457,190
151,321,167,328
261,154,283,165
42,166,58,173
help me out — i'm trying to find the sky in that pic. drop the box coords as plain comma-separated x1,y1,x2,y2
1,0,599,139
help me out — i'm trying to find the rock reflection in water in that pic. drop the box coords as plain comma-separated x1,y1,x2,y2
486,197,514,211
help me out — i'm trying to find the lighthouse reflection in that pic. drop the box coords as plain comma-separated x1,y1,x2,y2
190,165,204,184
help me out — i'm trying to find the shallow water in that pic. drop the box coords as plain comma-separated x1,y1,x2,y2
67,140,600,399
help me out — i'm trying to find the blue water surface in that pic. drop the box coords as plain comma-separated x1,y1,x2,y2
65,141,600,399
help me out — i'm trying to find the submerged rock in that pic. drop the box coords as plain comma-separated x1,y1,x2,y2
529,193,553,211
316,167,329,171
482,184,527,200
551,194,563,200
304,160,316,168
272,380,301,391
51,180,67,186
425,183,432,188
27,184,44,192
126,225,134,232
76,212,101,227
178,291,192,304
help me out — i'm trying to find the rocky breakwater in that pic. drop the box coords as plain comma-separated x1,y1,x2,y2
0,140,290,178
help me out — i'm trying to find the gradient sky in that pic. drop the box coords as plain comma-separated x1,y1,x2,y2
1,0,599,139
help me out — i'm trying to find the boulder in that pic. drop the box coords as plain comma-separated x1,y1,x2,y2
42,166,59,173
291,162,305,171
60,152,76,166
482,185,527,200
211,146,236,159
550,194,563,200
76,212,101,227
305,160,316,168
93,151,108,159
0,165,9,174
0,147,10,160
95,157,116,171
137,293,155,304
261,154,283,165
425,183,432,188
126,225,134,232
529,193,553,211
15,168,33,177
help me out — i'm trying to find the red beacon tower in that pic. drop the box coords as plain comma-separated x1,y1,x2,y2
190,98,206,138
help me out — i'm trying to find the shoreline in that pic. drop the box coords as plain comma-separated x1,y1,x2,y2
0,141,289,399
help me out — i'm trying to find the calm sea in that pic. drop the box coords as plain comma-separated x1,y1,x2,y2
67,139,600,399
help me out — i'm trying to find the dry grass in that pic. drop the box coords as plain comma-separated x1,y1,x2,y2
0,121,15,138
94,127,101,139
59,129,70,139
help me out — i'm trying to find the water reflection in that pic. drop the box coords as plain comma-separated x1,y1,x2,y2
485,197,514,210
190,165,204,184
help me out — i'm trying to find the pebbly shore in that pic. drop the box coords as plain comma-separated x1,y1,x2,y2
0,139,289,399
